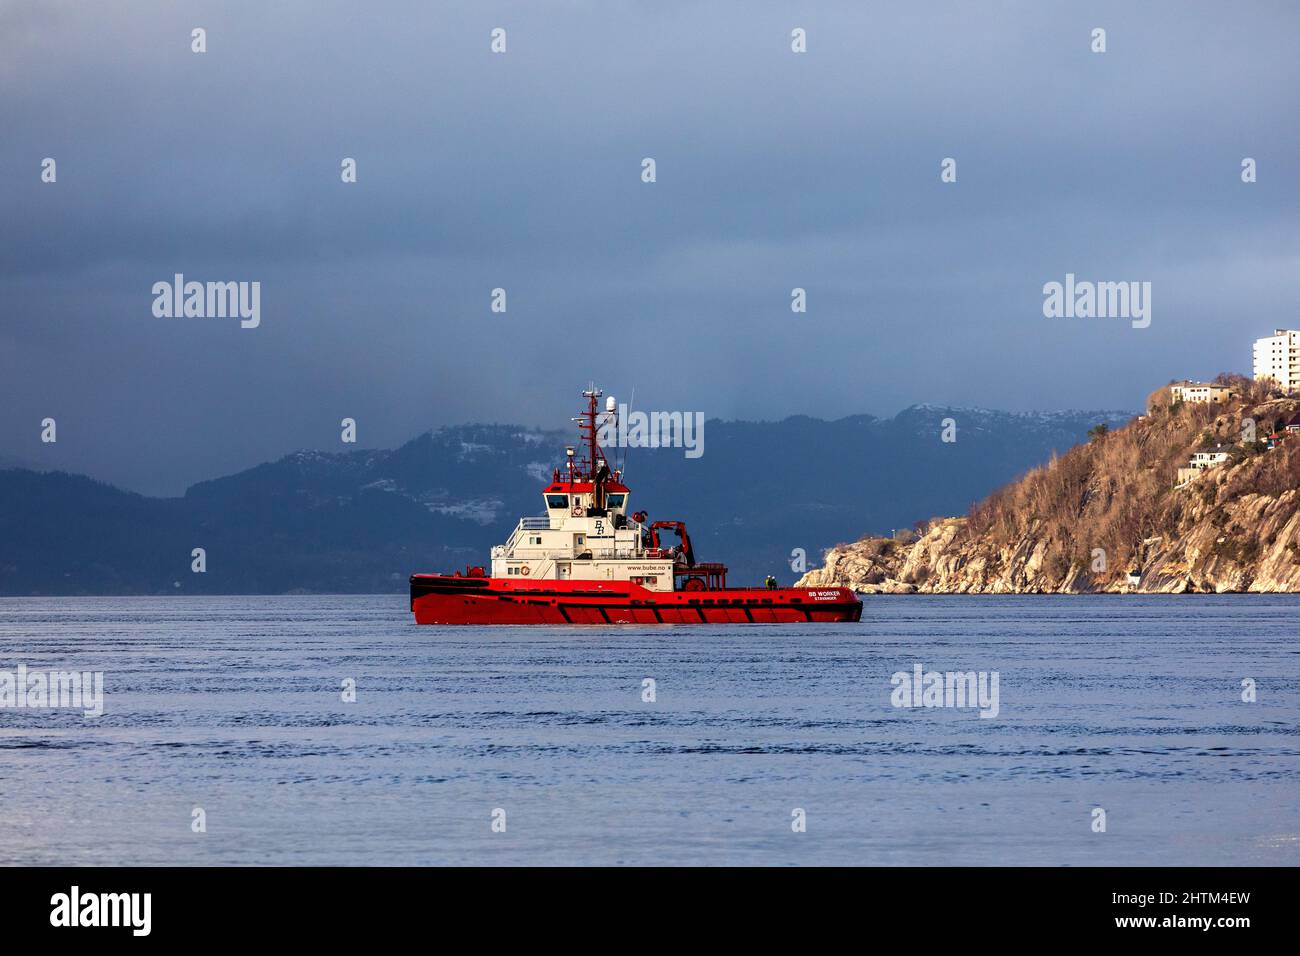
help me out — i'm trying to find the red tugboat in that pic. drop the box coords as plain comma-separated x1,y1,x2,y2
410,387,862,625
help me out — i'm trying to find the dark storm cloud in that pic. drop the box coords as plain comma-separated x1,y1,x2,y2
2,0,1298,493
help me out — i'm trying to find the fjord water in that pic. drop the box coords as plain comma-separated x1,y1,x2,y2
0,595,1296,866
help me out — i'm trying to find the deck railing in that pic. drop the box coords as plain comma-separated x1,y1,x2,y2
501,548,662,562
501,516,555,553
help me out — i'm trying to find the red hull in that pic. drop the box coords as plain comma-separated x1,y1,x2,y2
410,574,862,625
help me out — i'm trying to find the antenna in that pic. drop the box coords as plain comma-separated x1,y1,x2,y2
619,385,636,478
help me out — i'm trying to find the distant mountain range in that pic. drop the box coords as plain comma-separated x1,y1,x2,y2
0,406,1134,595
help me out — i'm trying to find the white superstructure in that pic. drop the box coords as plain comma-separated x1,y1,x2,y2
484,388,719,592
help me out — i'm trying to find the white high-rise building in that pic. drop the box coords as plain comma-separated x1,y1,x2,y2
1253,329,1300,393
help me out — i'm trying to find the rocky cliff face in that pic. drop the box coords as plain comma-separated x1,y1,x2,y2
798,385,1300,594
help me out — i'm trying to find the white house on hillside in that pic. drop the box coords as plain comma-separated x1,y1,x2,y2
1190,445,1233,467
1175,444,1234,488
1170,381,1234,404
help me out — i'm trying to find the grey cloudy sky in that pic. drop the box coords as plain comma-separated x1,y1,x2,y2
2,0,1298,495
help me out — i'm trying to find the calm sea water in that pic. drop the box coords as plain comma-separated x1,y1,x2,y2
0,595,1296,866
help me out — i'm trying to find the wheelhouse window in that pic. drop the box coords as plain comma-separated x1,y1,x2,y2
605,493,626,509
545,494,568,509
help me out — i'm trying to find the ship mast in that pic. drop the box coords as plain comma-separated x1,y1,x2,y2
575,387,600,480
573,386,612,511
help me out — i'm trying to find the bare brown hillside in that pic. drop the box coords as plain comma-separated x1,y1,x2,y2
797,376,1300,593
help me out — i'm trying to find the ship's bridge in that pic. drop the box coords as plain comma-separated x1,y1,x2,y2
543,480,629,518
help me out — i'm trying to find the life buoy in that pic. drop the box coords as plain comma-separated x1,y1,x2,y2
572,504,584,516
520,565,530,576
